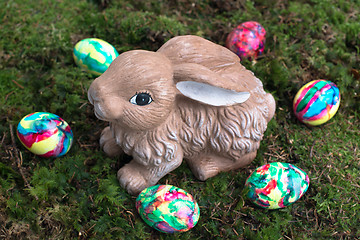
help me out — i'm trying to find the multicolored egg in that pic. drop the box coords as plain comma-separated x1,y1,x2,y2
244,162,310,209
136,185,200,233
226,21,266,60
293,80,340,126
17,112,73,157
73,38,119,76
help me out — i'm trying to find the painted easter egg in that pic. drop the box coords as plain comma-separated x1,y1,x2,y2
293,80,340,126
226,21,266,60
17,112,73,157
244,162,310,209
73,38,119,76
136,185,200,233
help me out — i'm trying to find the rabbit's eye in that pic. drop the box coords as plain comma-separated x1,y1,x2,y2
129,92,153,106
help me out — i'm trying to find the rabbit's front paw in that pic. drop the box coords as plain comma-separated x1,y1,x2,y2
117,163,152,195
100,126,123,157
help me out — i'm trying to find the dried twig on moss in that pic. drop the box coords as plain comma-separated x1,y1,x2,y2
9,124,39,200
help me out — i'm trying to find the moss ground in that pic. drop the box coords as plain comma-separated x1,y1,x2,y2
0,0,359,239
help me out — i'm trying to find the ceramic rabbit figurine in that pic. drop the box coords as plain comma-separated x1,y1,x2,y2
88,35,276,195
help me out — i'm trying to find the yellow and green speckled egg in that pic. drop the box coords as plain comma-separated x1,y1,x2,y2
73,38,119,76
244,162,310,209
293,80,340,126
17,112,73,157
136,185,200,233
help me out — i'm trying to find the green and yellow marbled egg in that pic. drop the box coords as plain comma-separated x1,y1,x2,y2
73,38,119,76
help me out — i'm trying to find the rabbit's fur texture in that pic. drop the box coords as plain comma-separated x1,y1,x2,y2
88,35,276,195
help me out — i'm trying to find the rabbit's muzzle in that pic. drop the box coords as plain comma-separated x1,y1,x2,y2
88,85,108,121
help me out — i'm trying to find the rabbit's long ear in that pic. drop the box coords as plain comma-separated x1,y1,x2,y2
173,63,250,106
176,81,250,106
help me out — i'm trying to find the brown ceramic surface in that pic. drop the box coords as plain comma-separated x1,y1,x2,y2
88,35,276,195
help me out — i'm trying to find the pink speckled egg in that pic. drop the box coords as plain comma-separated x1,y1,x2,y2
226,21,266,60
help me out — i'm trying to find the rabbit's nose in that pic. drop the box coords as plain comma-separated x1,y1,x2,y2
88,91,94,105
94,103,107,121
88,86,99,105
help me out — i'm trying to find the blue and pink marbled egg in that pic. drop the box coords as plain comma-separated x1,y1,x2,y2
293,80,340,126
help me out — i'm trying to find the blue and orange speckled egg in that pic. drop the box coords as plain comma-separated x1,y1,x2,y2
226,21,266,60
136,185,200,233
17,112,73,157
244,162,310,209
293,80,340,126
73,38,119,76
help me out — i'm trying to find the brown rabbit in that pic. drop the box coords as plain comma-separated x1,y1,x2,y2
88,35,276,195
